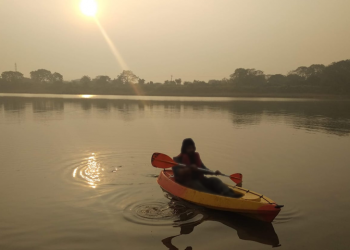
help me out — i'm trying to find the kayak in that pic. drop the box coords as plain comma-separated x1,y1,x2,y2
157,170,283,222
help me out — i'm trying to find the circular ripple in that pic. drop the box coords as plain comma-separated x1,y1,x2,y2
133,202,174,219
123,200,177,226
123,197,203,226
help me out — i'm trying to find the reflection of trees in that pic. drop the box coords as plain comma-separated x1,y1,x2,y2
222,102,264,127
282,101,350,136
92,99,111,111
201,100,350,135
31,98,64,121
2,98,26,112
231,114,262,127
32,99,64,113
0,97,27,121
164,103,181,113
80,99,92,111
1,96,350,136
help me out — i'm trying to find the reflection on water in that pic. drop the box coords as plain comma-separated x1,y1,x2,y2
162,195,280,249
32,98,64,113
81,95,94,98
122,191,280,248
1,94,350,250
73,153,102,188
1,94,350,135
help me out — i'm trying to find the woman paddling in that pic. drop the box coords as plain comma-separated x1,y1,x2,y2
173,138,239,197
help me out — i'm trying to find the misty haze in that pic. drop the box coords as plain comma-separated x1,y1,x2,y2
1,1,350,250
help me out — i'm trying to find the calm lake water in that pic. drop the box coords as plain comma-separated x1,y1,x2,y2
1,93,350,250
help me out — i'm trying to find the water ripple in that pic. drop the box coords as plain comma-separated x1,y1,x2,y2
273,204,303,224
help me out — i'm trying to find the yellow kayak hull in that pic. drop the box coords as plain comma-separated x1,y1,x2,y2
157,170,282,222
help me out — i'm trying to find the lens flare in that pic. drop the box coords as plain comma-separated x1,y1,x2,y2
79,1,144,95
94,18,129,70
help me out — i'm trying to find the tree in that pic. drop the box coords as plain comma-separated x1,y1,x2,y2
111,77,123,85
208,79,222,85
289,64,325,79
193,80,206,85
116,70,138,85
307,64,325,77
288,66,308,78
52,72,63,83
286,74,305,85
221,78,230,85
175,78,182,85
1,71,24,82
138,78,145,85
94,75,111,84
164,80,176,85
267,74,287,85
306,75,322,86
30,69,52,83
322,60,350,86
230,68,266,85
80,75,91,85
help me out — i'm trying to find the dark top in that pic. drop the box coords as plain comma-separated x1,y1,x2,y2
173,156,208,169
172,155,209,182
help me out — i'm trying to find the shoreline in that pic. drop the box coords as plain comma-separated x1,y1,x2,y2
1,91,350,99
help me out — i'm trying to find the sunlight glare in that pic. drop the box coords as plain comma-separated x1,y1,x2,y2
77,154,101,189
81,95,94,98
80,0,98,17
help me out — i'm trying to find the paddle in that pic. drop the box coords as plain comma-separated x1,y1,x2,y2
151,152,242,184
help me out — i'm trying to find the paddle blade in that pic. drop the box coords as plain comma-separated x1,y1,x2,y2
230,173,243,184
151,153,177,169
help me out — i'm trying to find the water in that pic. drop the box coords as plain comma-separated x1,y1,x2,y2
0,93,350,250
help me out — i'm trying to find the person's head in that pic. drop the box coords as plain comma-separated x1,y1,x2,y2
181,138,196,155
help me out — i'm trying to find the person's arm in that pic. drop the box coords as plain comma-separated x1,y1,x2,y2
201,162,221,175
201,162,209,170
173,156,180,163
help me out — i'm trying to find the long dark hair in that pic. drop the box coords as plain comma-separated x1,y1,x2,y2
180,138,196,164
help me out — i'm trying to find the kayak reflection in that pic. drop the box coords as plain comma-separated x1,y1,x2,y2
161,195,281,249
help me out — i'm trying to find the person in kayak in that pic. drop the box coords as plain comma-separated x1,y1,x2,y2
173,138,239,197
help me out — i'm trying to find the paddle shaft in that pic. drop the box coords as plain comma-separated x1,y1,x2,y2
158,159,239,180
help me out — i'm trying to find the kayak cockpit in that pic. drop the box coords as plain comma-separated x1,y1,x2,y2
164,170,264,201
163,170,244,198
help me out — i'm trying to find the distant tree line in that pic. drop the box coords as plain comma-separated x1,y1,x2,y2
1,59,350,97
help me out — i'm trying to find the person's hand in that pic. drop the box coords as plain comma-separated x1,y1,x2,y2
214,170,222,175
189,164,198,171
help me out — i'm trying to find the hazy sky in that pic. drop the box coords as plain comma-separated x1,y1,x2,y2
1,0,350,82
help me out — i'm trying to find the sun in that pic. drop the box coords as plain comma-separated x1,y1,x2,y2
80,0,98,17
